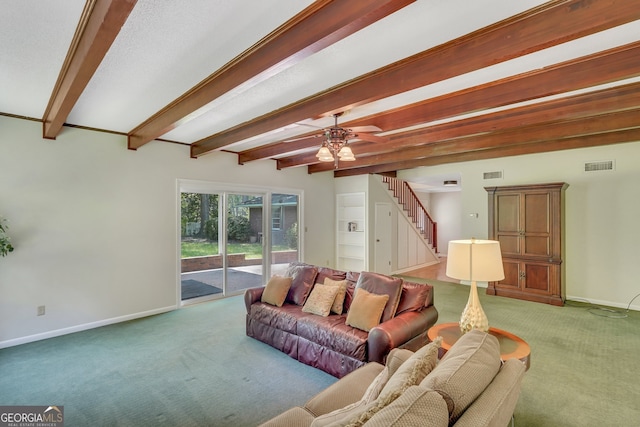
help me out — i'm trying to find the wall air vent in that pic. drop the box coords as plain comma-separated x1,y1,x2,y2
584,160,614,172
483,171,503,180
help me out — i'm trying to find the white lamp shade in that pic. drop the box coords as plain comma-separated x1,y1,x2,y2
337,145,355,161
446,239,505,282
316,146,334,162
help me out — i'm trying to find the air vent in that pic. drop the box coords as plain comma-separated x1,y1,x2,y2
584,160,614,172
483,171,503,180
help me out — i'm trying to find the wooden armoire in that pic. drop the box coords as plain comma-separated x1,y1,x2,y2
485,183,568,306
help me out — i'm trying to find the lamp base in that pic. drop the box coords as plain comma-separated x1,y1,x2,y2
459,281,489,334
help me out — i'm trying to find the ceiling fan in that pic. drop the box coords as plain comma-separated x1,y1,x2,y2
285,112,387,168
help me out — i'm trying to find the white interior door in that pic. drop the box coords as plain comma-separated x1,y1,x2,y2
374,203,392,274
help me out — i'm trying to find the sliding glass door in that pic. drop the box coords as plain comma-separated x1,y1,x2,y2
270,193,299,277
179,182,302,305
224,193,264,295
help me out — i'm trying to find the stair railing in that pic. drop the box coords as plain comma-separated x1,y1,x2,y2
381,175,438,253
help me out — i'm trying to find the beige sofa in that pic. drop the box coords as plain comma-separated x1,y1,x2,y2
259,329,526,427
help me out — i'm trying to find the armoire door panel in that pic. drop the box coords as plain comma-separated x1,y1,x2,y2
496,194,519,232
523,236,550,256
524,193,551,233
498,235,520,255
500,261,520,289
523,263,550,292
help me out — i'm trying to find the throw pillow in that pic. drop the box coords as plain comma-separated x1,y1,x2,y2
346,288,389,332
377,337,441,402
310,367,390,427
420,329,501,424
303,284,340,317
324,277,348,314
361,386,449,427
385,348,414,378
284,263,318,305
261,275,292,307
355,272,403,323
339,338,442,427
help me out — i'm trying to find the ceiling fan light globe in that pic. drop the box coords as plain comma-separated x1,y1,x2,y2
337,145,354,159
316,146,334,162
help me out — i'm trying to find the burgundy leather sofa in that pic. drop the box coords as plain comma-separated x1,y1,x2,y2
244,262,438,378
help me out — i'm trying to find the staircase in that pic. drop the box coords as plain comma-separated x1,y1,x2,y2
381,176,438,253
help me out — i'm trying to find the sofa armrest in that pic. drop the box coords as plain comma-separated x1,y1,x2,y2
304,362,385,417
367,306,438,364
244,287,264,313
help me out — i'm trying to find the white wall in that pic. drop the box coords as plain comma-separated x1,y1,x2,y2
429,191,462,255
0,116,335,347
400,141,640,311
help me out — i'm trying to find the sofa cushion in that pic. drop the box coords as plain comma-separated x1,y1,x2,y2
362,386,449,427
284,263,318,305
453,358,526,427
303,284,340,317
250,302,310,334
316,266,348,284
420,329,502,424
323,278,349,314
261,275,292,307
355,272,403,323
346,288,389,332
395,280,431,314
298,314,368,360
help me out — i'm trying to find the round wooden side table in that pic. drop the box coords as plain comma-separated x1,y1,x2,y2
427,322,531,371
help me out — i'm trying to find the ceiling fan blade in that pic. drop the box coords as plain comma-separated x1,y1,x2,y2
283,134,321,143
348,125,382,133
353,133,387,143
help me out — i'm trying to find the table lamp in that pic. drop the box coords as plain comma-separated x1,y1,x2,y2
446,239,504,333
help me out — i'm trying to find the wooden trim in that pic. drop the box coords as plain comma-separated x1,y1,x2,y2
42,0,137,140
191,0,640,157
126,0,414,150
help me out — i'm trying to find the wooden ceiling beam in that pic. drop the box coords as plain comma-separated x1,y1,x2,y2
305,78,640,172
332,42,640,134
309,108,640,173
192,0,640,157
126,0,415,150
42,0,137,139
246,43,640,165
333,127,640,177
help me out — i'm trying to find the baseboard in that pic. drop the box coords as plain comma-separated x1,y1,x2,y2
394,260,440,275
0,305,177,349
566,295,640,312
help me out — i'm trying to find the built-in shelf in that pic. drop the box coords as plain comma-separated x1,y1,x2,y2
336,192,366,272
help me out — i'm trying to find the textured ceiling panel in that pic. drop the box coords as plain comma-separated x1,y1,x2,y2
0,0,85,117
67,0,315,132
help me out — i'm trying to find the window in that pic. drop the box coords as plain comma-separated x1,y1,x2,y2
272,206,282,230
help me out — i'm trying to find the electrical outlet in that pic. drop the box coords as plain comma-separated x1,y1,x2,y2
37,305,45,316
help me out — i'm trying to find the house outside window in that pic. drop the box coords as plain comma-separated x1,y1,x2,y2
272,206,282,230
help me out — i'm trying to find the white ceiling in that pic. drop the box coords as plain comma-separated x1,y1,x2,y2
1,0,639,178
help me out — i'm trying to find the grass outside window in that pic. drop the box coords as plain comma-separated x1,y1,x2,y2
181,240,292,259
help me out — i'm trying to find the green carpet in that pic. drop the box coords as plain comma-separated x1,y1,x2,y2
0,279,638,426
0,296,335,426
400,277,640,426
